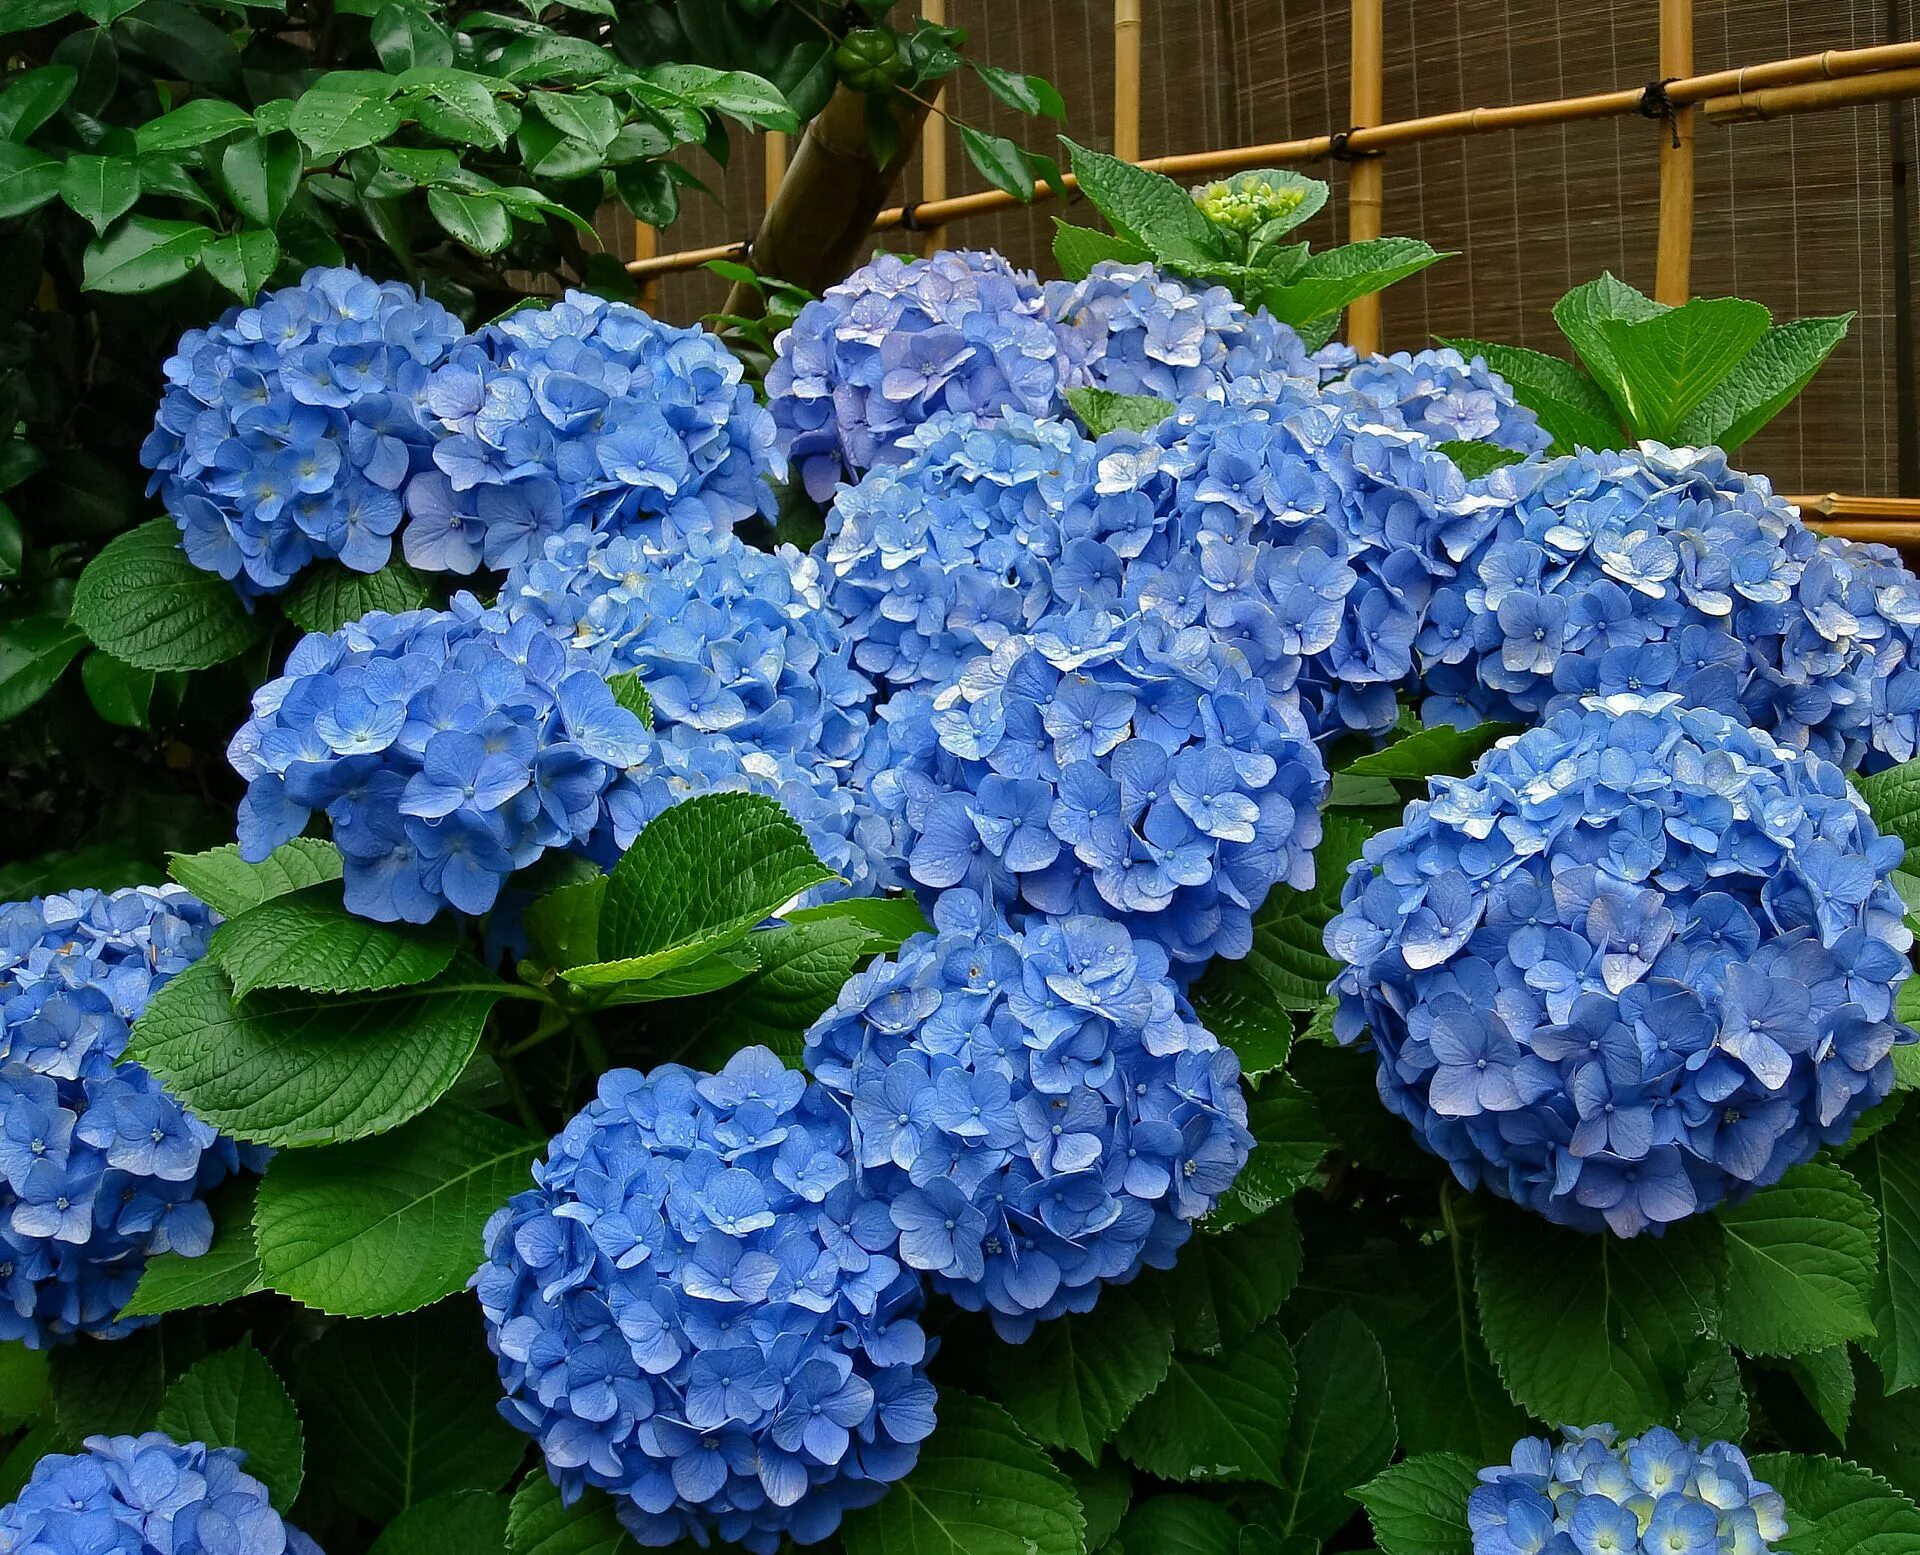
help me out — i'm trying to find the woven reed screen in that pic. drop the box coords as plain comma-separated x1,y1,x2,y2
603,1,1916,496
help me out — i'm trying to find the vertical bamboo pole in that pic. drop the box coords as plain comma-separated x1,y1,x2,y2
765,131,789,203
1346,0,1385,353
1655,0,1696,303
1115,0,1143,162
632,221,658,312
921,0,949,254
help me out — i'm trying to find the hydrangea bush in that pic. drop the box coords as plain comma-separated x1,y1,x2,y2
22,175,1920,1555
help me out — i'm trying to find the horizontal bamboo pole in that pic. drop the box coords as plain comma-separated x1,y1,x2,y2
628,37,1920,277
1704,66,1920,122
1807,520,1920,544
1789,493,1920,519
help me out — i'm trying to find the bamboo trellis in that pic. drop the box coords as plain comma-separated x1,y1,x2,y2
625,10,1920,544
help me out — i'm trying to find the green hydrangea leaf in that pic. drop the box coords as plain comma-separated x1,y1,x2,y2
156,1341,304,1511
1061,137,1226,267
167,838,343,918
1678,1345,1750,1443
1788,1346,1858,1444
71,519,261,670
0,616,85,722
1753,1452,1920,1555
1068,1454,1132,1552
1341,722,1521,781
1052,218,1149,280
1854,1107,1920,1394
1435,337,1624,455
1212,1072,1328,1226
1116,1314,1296,1487
505,1476,639,1554
1676,314,1853,452
1146,1202,1303,1354
1717,1162,1880,1356
255,1103,540,1316
1594,297,1772,444
1065,387,1176,437
1113,1495,1243,1554
120,1175,263,1318
1273,1307,1397,1540
991,1281,1174,1463
282,560,431,633
371,1490,510,1555
1354,1452,1479,1555
209,882,457,999
839,1392,1084,1555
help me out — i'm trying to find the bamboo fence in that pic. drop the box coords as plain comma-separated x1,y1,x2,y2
626,8,1920,544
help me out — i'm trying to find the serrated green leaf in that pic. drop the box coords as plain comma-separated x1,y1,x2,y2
282,559,431,632
1851,1107,1920,1395
1341,721,1520,781
49,1325,169,1439
839,1392,1084,1555
1069,1455,1132,1552
168,837,343,918
596,792,831,974
1678,314,1853,451
372,1490,510,1555
71,519,260,669
524,875,606,975
1258,238,1448,331
1552,272,1665,423
1354,1453,1478,1555
0,617,84,722
1052,219,1150,281
1065,387,1175,437
1117,1315,1296,1486
210,883,456,999
1145,1203,1303,1354
1063,137,1226,267
0,1346,48,1434
1113,1496,1242,1554
1434,337,1623,455
255,1103,539,1316
1789,1346,1857,1444
1859,759,1920,873
1474,1209,1722,1432
1213,1073,1327,1226
505,1475,639,1554
1187,960,1293,1080
295,1309,524,1523
1755,1452,1920,1555
156,1341,304,1511
681,915,871,1062
130,957,506,1147
0,66,78,141
1595,297,1772,443
121,1174,264,1317
604,671,653,727
1435,440,1526,480
1678,1345,1750,1443
82,215,214,292
0,143,61,219
1273,1307,1396,1540
291,88,402,158
992,1282,1173,1463
1718,1162,1880,1356
58,153,139,232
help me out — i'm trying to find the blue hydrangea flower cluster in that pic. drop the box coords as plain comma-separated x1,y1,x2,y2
1338,347,1552,456
474,1047,936,1554
1470,1425,1787,1555
1328,694,1914,1236
404,291,781,575
228,597,651,922
766,250,1066,500
859,601,1328,966
141,266,463,595
0,1432,322,1555
1417,444,1920,771
1817,533,1920,774
0,888,264,1347
1044,261,1318,402
803,891,1251,1340
502,525,873,766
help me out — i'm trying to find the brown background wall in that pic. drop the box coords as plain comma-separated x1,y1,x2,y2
598,2,1915,497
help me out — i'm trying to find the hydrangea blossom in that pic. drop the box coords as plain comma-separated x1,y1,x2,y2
1189,170,1313,235
503,525,873,766
141,266,463,595
228,597,651,922
766,250,1066,499
1045,261,1318,401
858,589,1328,965
1327,695,1914,1236
405,292,781,574
1338,347,1552,455
1470,1425,1787,1555
474,1047,936,1553
0,888,265,1347
803,890,1251,1340
0,1432,322,1555
1418,444,1920,771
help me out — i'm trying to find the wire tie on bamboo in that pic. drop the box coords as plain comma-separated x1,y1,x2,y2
1638,79,1683,147
897,201,925,232
1328,127,1383,161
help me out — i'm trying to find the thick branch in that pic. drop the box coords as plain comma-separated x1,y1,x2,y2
722,84,932,319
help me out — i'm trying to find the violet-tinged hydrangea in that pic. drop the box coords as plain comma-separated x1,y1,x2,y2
803,890,1251,1340
1419,444,1920,772
1045,261,1318,402
503,525,873,766
141,266,463,595
767,250,1066,500
0,888,265,1347
1338,347,1552,456
1328,695,1914,1237
858,589,1328,966
404,292,781,575
473,1047,936,1554
228,597,651,922
0,1432,323,1555
1470,1425,1787,1555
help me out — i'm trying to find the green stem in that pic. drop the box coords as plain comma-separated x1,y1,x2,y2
571,1014,610,1075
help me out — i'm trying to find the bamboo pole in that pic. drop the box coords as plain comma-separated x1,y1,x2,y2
1703,66,1920,122
1789,493,1920,518
1655,0,1696,304
1114,0,1143,163
1345,0,1386,353
628,39,1920,278
631,221,658,310
765,131,789,200
921,0,948,255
